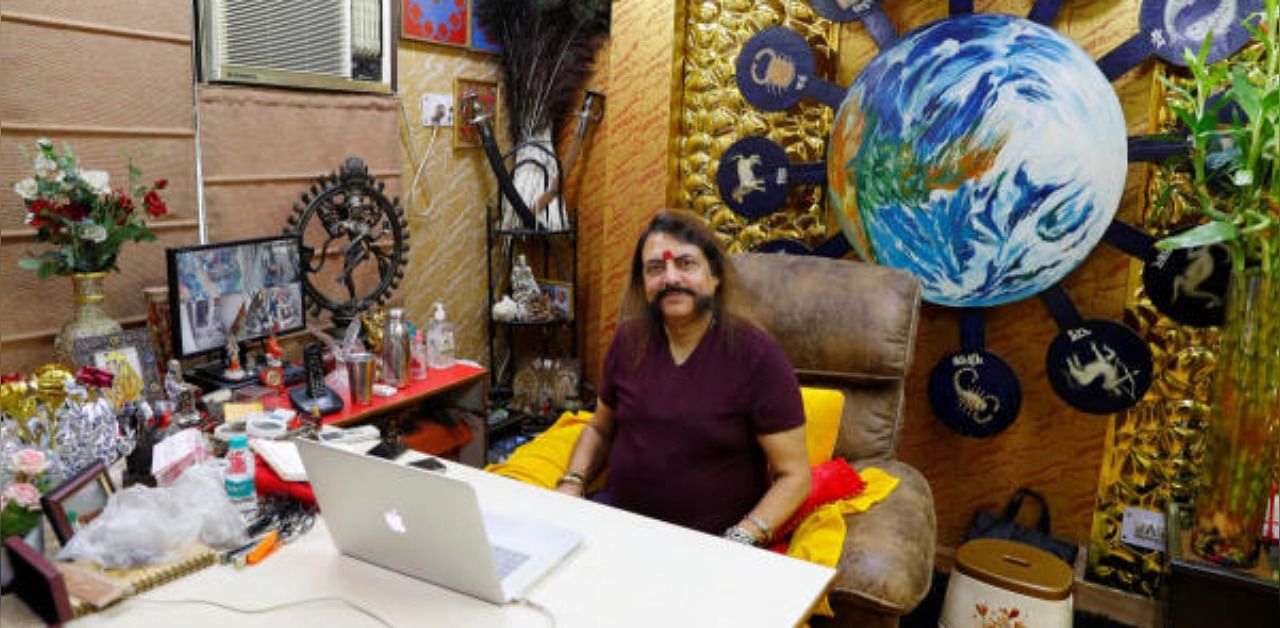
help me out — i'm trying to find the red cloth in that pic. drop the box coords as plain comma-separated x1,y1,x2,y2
773,459,867,541
254,454,316,505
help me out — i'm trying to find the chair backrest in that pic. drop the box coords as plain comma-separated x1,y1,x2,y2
731,253,921,461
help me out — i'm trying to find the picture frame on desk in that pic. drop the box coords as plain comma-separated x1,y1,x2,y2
41,459,115,545
71,327,163,404
539,280,573,321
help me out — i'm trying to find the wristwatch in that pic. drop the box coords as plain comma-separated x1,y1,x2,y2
557,471,586,491
723,525,762,547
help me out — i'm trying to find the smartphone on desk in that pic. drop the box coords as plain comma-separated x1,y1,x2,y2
410,457,446,472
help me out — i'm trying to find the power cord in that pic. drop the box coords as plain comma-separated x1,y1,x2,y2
518,596,558,628
396,99,444,219
134,595,395,627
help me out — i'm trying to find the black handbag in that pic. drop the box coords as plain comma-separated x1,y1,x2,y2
965,487,1079,566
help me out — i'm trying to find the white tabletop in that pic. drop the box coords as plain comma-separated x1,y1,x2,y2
6,457,835,627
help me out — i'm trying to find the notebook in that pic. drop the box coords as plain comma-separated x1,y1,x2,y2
294,438,581,604
250,438,307,482
57,543,219,617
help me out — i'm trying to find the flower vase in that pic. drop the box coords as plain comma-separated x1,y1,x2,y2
1190,271,1280,567
53,272,122,363
0,522,45,592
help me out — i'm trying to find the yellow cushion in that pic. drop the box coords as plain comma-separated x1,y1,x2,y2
801,387,844,466
484,411,592,488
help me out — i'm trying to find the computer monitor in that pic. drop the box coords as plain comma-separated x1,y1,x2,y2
166,235,305,363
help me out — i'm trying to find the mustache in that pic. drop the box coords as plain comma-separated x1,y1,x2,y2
656,285,698,301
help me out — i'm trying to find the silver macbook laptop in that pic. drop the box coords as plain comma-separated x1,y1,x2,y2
295,439,581,604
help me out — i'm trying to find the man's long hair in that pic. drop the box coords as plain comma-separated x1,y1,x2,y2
617,209,758,365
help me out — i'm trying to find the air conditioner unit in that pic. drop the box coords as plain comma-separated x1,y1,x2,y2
197,0,394,94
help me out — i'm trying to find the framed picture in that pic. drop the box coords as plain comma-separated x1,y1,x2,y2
454,77,499,148
469,1,501,55
41,459,115,545
540,280,573,321
71,327,163,404
402,0,469,47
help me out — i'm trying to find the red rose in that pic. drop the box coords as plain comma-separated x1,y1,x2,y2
1,373,22,384
114,190,135,214
74,366,114,389
154,178,168,190
144,190,167,217
55,203,88,222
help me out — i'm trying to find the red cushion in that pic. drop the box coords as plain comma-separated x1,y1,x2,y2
774,459,866,541
254,454,316,505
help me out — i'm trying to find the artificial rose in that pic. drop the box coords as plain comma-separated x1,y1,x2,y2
114,190,134,215
144,189,167,217
13,177,37,201
80,169,110,195
0,374,21,384
154,178,168,190
75,365,114,389
55,203,88,222
10,449,48,476
33,153,59,179
80,222,108,243
2,483,41,509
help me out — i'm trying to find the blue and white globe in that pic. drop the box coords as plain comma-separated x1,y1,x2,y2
828,13,1127,307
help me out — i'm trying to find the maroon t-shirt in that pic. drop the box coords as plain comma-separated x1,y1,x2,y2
598,318,805,535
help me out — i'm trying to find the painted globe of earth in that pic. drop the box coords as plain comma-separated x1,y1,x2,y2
828,13,1127,307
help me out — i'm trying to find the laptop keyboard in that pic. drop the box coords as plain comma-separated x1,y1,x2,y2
491,544,531,578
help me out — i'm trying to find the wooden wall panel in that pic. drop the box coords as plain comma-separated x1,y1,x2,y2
0,135,197,229
2,1,193,35
0,2,196,372
0,20,191,130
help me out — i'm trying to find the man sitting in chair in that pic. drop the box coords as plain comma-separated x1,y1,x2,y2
556,209,811,547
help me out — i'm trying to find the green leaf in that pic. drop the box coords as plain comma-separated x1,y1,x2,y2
1231,67,1262,121
17,258,43,271
1156,221,1240,250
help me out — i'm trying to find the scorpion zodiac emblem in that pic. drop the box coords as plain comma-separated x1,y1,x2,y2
952,367,1000,424
751,47,799,95
1065,341,1140,400
731,153,766,203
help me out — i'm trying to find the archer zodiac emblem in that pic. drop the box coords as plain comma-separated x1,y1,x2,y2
731,153,766,203
751,47,798,95
952,367,1000,424
1065,341,1141,400
1172,245,1223,308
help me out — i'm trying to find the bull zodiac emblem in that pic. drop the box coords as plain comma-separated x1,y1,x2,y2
731,154,766,203
1065,342,1140,400
952,367,1000,425
751,48,797,95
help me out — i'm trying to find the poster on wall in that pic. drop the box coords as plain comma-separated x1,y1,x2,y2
402,0,469,47
469,0,501,54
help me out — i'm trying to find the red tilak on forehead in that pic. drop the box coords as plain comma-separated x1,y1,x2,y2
662,250,674,261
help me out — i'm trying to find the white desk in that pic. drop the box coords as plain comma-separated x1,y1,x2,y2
5,458,835,627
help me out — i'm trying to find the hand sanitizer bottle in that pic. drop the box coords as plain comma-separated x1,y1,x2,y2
427,302,457,370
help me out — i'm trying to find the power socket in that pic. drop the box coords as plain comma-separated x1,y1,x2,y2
421,92,454,127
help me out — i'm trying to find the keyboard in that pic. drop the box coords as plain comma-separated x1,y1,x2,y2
491,544,531,579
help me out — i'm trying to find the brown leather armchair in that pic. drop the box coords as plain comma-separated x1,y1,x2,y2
732,253,936,628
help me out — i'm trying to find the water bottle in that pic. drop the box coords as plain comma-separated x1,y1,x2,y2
427,302,457,370
224,434,257,516
382,307,410,388
410,329,428,380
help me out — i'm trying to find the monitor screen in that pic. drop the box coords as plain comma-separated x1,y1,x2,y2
166,235,305,360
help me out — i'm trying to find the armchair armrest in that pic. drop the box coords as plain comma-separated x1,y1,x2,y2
829,459,936,617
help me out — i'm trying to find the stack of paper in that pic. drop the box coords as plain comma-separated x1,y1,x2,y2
250,439,307,482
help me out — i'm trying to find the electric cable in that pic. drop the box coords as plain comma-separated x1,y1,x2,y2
397,99,444,219
518,596,558,628
134,595,395,627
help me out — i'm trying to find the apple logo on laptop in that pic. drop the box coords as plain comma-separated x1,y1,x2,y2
383,508,407,534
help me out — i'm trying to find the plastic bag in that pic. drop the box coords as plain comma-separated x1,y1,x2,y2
57,461,248,568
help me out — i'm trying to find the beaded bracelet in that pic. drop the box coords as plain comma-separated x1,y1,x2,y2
744,515,773,544
723,525,761,547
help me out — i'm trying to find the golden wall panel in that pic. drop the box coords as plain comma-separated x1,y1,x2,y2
673,0,838,253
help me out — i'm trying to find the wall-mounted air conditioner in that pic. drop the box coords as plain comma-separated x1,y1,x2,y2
197,0,394,94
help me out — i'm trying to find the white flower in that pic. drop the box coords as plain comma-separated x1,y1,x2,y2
10,449,48,476
34,153,60,179
80,222,108,242
80,170,111,195
13,177,38,201
35,137,52,150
